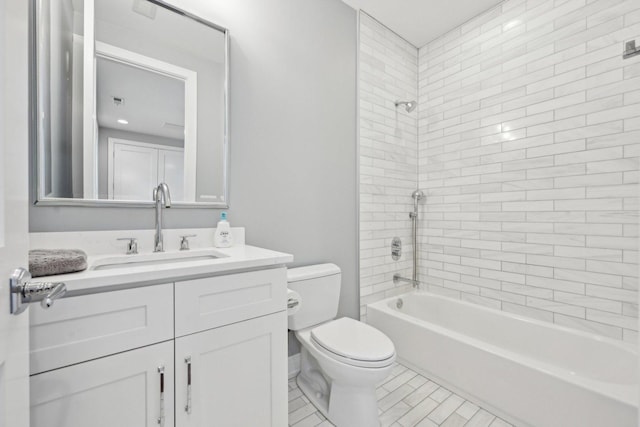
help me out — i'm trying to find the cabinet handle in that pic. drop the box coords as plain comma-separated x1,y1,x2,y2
158,366,165,426
185,356,192,414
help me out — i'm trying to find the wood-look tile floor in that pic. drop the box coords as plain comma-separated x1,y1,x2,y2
288,363,514,427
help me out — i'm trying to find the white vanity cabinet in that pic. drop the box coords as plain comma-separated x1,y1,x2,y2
29,266,288,427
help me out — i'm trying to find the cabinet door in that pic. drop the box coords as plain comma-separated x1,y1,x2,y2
176,312,287,427
31,341,174,427
110,141,159,200
158,148,184,201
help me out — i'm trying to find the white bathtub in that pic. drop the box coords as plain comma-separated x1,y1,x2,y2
368,292,638,427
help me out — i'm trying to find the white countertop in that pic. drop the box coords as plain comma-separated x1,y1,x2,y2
29,228,293,294
36,245,293,294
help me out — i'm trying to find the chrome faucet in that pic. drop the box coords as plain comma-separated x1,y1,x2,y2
153,183,172,252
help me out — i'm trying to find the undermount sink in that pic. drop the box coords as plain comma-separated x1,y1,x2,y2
91,249,227,271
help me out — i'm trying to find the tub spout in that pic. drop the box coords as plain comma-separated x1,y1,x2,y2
393,273,420,288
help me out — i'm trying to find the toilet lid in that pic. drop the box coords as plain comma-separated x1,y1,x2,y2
310,317,395,363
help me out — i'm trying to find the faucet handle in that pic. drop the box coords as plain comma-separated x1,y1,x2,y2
117,237,138,255
179,234,197,251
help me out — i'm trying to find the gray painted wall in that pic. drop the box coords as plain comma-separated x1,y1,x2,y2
30,0,359,323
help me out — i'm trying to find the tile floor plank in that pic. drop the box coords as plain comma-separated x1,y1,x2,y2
415,416,438,427
440,413,467,427
465,409,497,427
427,395,464,424
289,387,303,402
429,387,453,404
289,397,308,413
291,413,324,427
407,374,428,389
379,384,416,412
396,397,438,427
403,381,440,407
489,418,513,427
455,401,479,420
380,401,412,427
289,405,318,425
383,369,419,392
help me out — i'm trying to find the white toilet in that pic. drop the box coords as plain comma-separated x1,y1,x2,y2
288,264,396,427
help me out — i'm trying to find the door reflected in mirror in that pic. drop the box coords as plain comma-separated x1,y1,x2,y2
98,56,187,201
34,0,228,206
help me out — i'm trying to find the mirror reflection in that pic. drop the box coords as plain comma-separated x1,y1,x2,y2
97,57,187,201
35,0,228,205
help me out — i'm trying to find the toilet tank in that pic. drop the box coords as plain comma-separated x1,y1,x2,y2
287,263,341,331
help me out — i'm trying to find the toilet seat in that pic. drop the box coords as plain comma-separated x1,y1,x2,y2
310,317,395,368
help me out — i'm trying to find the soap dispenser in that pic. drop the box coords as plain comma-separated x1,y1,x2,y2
214,212,233,248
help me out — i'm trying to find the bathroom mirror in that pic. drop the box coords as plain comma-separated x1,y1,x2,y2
32,0,229,207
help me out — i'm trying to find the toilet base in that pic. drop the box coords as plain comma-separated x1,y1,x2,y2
296,347,382,427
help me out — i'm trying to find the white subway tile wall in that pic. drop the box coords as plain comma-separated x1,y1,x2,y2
359,12,419,319
418,0,640,342
359,0,640,341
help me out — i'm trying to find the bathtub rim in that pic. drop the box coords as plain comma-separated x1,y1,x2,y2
367,290,638,408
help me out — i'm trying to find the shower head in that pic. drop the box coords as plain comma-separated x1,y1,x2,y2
395,100,417,113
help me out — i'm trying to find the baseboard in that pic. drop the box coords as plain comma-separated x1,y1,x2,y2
288,353,301,379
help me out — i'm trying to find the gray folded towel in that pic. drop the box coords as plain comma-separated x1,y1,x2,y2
29,249,88,277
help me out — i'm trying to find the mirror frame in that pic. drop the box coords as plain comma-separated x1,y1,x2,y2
31,0,230,208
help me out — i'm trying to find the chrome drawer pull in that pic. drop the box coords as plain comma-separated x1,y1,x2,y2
158,366,165,426
185,356,192,414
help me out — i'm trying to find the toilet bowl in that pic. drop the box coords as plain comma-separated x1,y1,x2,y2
287,264,396,427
